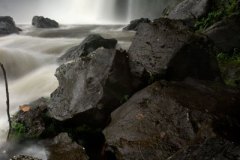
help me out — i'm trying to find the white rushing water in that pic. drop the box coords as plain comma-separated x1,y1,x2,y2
0,0,182,24
0,36,59,144
0,27,82,155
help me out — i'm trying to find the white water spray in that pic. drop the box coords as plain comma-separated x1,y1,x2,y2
0,0,182,24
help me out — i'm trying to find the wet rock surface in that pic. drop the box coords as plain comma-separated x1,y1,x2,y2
0,16,19,35
128,18,221,87
58,34,117,62
123,18,151,31
168,0,211,20
205,14,240,53
104,80,240,160
46,133,89,160
168,138,240,160
49,48,133,125
32,16,59,28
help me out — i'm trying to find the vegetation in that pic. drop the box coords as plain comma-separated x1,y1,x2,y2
195,0,239,31
217,49,240,87
11,122,26,140
217,50,240,64
193,0,240,87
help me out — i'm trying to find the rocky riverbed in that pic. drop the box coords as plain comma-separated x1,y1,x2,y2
1,0,240,159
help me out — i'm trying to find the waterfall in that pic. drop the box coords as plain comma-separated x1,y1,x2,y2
0,0,182,24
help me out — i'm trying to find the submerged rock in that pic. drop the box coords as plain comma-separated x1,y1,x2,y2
123,18,151,31
168,0,211,20
0,16,19,35
32,16,59,28
168,138,240,160
128,18,221,87
104,80,240,160
58,34,117,62
205,14,240,53
49,48,133,125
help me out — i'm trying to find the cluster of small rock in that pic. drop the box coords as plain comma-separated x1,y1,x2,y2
10,155,41,160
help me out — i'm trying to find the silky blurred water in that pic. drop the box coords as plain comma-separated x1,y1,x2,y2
0,24,134,159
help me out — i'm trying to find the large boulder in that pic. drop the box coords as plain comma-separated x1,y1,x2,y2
32,16,59,28
49,48,133,125
128,18,221,87
123,18,151,31
204,14,240,53
168,0,211,20
0,16,19,35
58,34,117,62
103,80,240,160
46,133,89,160
168,138,240,160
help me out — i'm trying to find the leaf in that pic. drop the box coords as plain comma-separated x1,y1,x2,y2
19,105,31,112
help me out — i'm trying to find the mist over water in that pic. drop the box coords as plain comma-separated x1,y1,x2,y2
0,0,182,24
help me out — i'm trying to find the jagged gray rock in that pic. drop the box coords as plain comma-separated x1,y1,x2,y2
128,18,221,87
58,34,117,62
205,14,240,53
104,80,240,160
123,18,151,31
49,48,133,124
168,0,211,20
168,138,240,160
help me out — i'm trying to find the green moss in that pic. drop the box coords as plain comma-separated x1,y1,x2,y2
195,0,239,31
217,49,240,64
11,122,26,140
195,10,223,31
217,49,240,87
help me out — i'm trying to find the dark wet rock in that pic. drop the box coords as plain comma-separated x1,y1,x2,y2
58,34,117,62
168,138,240,160
103,81,208,160
70,130,106,160
32,16,59,28
0,16,19,35
128,18,221,87
49,48,133,126
10,155,41,160
204,14,240,53
168,0,211,20
123,18,151,31
104,80,240,160
12,98,49,139
46,133,89,160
